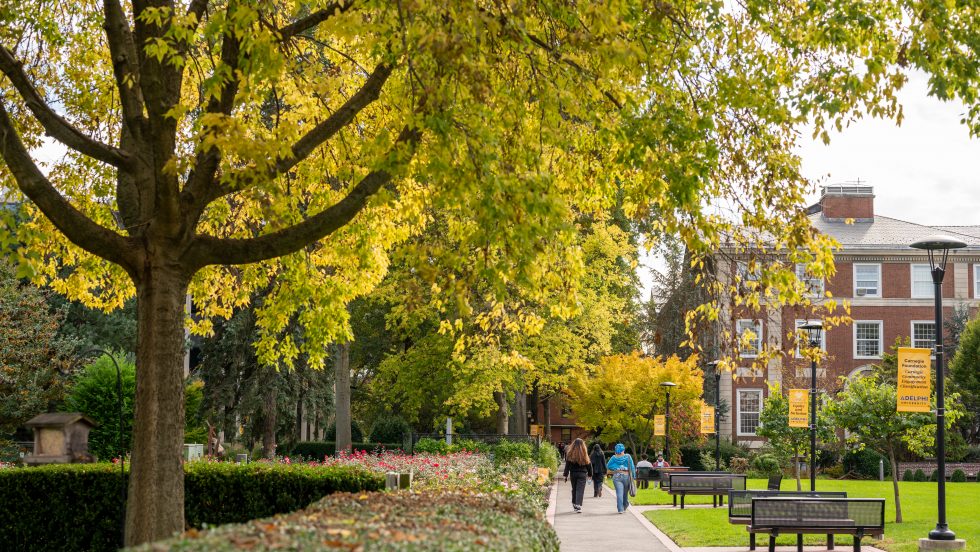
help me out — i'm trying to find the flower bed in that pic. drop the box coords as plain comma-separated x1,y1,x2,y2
134,490,559,551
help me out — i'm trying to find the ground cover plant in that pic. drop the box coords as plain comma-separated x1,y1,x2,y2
637,478,978,552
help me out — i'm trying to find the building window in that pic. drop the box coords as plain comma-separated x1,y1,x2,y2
974,264,980,298
911,264,934,298
853,263,881,298
737,389,763,436
737,319,763,358
795,263,824,297
795,319,827,358
560,401,572,418
560,428,572,443
854,321,883,358
737,261,760,282
911,321,936,350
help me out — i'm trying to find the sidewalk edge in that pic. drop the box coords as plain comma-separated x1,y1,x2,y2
627,504,684,552
546,479,559,526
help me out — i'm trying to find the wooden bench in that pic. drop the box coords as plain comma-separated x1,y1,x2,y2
729,490,847,551
749,497,885,552
667,473,746,508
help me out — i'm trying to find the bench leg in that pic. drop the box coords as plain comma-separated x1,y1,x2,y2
712,495,717,507
796,534,803,552
853,536,861,552
681,495,685,509
768,535,776,552
828,534,835,550
673,495,677,507
749,533,756,551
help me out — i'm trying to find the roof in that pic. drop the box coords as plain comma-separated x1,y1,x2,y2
809,214,980,250
25,412,97,428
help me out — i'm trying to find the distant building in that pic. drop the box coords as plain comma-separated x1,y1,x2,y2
718,185,980,447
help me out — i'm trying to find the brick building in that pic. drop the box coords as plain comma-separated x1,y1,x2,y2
535,396,590,444
718,185,980,447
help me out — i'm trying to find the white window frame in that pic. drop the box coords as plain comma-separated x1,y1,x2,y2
974,264,980,298
737,261,760,282
795,319,827,358
911,264,934,299
853,320,884,359
853,263,882,298
736,319,763,358
737,389,764,436
910,320,936,350
796,263,825,298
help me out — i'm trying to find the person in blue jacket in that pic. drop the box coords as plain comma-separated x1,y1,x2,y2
605,443,635,513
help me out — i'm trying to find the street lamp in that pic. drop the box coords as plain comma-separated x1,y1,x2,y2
707,360,722,470
660,381,677,462
799,320,823,492
911,234,966,542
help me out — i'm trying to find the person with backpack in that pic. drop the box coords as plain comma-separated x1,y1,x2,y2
589,443,607,497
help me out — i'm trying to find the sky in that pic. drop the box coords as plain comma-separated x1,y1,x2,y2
637,70,980,299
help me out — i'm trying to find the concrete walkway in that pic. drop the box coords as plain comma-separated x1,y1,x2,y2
551,475,670,552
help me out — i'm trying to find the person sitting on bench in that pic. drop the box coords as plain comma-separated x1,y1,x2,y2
636,454,654,488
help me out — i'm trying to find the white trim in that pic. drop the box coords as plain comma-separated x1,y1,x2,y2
796,263,825,297
974,264,980,298
911,263,934,298
736,388,764,436
853,320,884,359
910,320,936,350
794,319,827,358
853,263,882,298
736,319,762,358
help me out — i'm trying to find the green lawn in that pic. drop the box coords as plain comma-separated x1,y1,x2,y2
637,479,979,552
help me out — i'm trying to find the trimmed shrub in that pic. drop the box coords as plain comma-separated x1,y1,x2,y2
537,442,559,474
842,448,889,479
368,415,411,444
134,490,559,551
414,437,452,455
951,469,967,482
325,421,364,443
0,462,383,552
491,441,535,466
286,441,402,460
914,468,927,481
903,469,915,482
454,438,489,454
930,469,940,482
751,453,782,476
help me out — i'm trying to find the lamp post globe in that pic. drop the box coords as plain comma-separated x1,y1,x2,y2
911,235,966,542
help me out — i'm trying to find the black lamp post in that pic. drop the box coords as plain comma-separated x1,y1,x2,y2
707,360,722,470
660,381,677,462
799,321,823,492
911,234,966,542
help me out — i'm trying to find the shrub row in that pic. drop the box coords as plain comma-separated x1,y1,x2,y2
284,441,404,460
0,462,383,552
134,490,560,551
901,468,973,482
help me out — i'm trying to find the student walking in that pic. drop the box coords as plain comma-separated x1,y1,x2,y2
589,444,606,497
562,438,592,512
605,443,635,513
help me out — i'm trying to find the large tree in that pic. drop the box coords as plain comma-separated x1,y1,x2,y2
2,0,969,545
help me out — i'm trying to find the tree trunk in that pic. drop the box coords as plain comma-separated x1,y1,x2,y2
542,397,552,442
296,389,304,442
125,268,189,546
495,391,509,435
334,342,352,453
261,373,278,459
510,390,527,435
889,446,902,523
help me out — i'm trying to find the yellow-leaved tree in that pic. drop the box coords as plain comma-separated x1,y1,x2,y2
2,0,973,544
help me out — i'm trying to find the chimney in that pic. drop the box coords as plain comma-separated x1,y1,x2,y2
816,184,874,222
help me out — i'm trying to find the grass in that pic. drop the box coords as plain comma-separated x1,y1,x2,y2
638,478,979,552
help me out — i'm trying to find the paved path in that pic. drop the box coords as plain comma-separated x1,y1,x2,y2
551,474,670,552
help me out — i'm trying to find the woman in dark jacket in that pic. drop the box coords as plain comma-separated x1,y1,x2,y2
562,438,593,512
589,444,606,497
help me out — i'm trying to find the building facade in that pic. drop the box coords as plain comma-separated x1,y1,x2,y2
718,185,980,447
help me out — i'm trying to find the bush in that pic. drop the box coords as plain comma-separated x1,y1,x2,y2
134,490,560,552
963,446,980,463
414,437,452,455
951,469,967,482
750,453,782,476
325,421,364,443
286,441,402,460
680,445,705,471
454,438,489,454
368,415,411,444
0,462,383,551
700,450,726,471
903,469,915,482
929,469,940,482
729,456,749,474
842,448,889,479
823,465,845,479
491,441,535,466
537,442,559,474
914,469,927,481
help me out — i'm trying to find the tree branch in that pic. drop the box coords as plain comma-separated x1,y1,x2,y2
186,125,420,268
102,0,146,136
186,0,209,23
0,101,137,269
0,46,130,168
278,1,356,40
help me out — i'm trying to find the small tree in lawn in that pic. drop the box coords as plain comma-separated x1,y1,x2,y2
826,374,959,523
757,383,833,490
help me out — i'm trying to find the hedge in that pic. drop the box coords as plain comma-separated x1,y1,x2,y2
0,462,383,552
284,441,403,460
134,490,560,551
951,469,967,482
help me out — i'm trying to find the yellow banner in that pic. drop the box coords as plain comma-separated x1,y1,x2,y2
788,389,809,428
654,415,666,436
701,405,715,434
897,347,932,413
